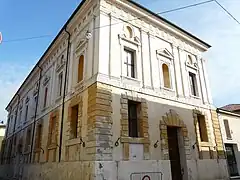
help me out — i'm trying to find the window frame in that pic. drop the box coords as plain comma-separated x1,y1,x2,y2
43,86,48,109
124,48,136,79
70,104,79,139
223,119,232,140
197,114,208,142
162,63,171,89
189,72,198,97
57,72,63,97
128,100,141,138
77,55,84,83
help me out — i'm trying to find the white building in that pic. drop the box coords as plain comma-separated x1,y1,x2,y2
218,105,240,179
1,0,229,180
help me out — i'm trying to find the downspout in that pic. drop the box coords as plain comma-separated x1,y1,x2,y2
58,28,71,162
29,65,42,163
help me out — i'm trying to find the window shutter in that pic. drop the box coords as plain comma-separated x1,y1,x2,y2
224,119,232,139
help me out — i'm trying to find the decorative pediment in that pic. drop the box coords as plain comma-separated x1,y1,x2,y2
119,25,141,45
25,97,29,104
43,76,50,86
186,55,198,69
75,38,87,54
56,54,66,72
156,48,173,59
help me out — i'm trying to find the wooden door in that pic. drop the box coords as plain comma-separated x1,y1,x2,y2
167,127,182,180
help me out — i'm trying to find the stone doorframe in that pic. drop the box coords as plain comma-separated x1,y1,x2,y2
159,109,191,160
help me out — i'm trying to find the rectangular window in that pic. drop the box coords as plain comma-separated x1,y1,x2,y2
58,73,63,97
36,124,42,148
70,105,79,139
25,105,28,122
197,115,208,142
43,87,48,108
128,100,140,137
189,72,198,96
25,129,31,151
124,49,135,78
224,119,232,139
50,116,56,145
19,110,22,126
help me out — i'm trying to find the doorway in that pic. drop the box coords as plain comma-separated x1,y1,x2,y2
167,127,182,180
225,144,239,177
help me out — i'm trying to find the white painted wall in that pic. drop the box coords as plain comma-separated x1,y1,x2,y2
218,111,240,176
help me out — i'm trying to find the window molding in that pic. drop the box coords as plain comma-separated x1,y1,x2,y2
193,109,214,159
67,95,82,141
120,93,149,160
157,50,174,91
119,27,142,85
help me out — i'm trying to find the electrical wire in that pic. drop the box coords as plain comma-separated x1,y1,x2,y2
214,0,240,25
2,35,53,43
1,0,214,43
92,0,214,31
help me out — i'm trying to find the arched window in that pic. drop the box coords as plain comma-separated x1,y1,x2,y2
162,64,171,88
125,26,133,39
78,55,84,83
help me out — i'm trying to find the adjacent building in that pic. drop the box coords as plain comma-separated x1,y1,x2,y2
217,104,240,178
0,0,229,179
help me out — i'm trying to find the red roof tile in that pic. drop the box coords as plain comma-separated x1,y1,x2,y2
220,104,240,112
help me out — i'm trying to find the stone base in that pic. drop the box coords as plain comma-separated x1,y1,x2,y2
0,159,229,180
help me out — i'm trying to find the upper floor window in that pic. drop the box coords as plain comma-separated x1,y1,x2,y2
18,110,22,126
124,48,135,78
43,87,48,108
189,72,198,96
162,64,171,89
224,119,232,139
78,55,84,83
24,105,28,122
58,72,63,97
197,114,208,142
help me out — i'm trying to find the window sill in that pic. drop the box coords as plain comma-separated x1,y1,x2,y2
120,137,149,144
74,80,84,91
121,76,139,82
66,138,81,146
34,148,42,153
41,106,49,112
199,141,211,147
48,144,57,150
55,96,62,102
162,87,174,92
190,94,200,99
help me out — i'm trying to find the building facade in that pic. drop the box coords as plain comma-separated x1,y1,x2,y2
217,105,240,178
0,0,229,179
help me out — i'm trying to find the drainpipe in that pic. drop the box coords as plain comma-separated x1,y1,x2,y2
29,65,42,163
58,27,71,162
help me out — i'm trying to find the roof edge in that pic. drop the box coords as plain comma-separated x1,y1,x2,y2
128,0,211,48
217,108,240,117
6,0,88,111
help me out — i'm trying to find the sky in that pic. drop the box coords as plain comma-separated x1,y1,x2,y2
0,0,240,122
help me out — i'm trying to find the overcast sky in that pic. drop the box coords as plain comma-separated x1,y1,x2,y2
0,0,240,122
